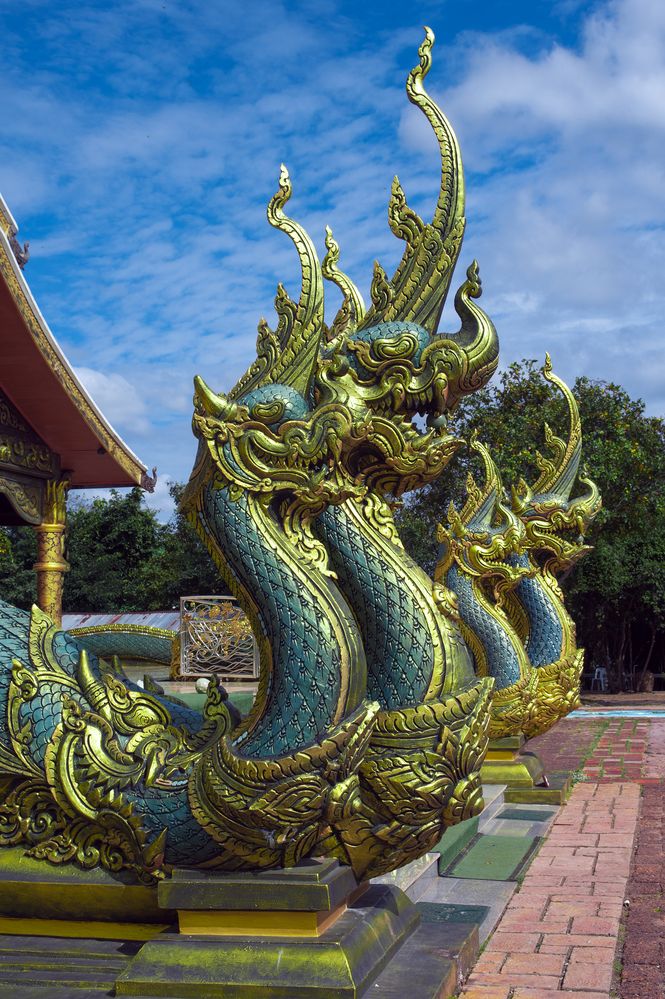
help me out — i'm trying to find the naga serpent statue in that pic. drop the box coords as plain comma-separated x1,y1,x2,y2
0,28,596,888
437,357,601,739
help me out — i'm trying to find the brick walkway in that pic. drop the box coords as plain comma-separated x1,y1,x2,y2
527,716,655,783
583,720,652,782
457,715,665,998
527,718,608,776
460,782,640,998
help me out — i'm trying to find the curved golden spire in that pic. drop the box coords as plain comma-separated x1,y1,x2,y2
407,26,464,238
460,434,519,537
442,261,499,396
509,356,601,552
436,435,528,599
322,225,366,339
230,165,325,400
531,353,582,499
357,26,466,334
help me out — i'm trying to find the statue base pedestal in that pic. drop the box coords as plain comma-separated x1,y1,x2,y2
0,852,479,996
0,845,170,934
115,858,456,997
481,736,572,804
481,735,546,788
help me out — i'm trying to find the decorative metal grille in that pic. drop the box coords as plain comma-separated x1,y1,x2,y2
179,596,258,680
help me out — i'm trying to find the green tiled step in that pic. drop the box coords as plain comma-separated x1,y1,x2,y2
444,833,541,882
432,815,479,874
497,806,557,823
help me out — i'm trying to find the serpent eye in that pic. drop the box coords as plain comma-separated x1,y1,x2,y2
250,401,286,425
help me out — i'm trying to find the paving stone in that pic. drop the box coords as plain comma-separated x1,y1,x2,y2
465,972,562,989
461,987,511,998
501,952,565,976
512,991,609,999
563,959,613,991
484,931,541,953
570,915,620,935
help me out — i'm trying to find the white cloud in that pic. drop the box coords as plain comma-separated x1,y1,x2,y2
406,0,665,411
74,367,150,436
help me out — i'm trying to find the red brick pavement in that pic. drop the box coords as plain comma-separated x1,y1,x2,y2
583,719,652,783
457,715,665,998
458,781,641,998
527,717,608,776
528,715,655,782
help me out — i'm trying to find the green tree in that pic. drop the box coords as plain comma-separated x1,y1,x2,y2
0,483,229,613
140,483,229,609
64,487,163,612
0,525,38,608
395,361,665,691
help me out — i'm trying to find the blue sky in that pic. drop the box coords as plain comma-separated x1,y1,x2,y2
1,0,663,517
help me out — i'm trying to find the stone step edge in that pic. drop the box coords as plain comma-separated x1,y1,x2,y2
477,783,508,831
372,852,439,899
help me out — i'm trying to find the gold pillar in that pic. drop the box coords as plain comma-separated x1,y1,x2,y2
33,477,70,627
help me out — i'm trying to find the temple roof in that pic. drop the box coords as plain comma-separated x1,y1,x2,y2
0,195,147,488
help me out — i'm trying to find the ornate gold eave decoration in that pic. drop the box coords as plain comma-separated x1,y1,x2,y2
0,193,146,486
0,194,16,240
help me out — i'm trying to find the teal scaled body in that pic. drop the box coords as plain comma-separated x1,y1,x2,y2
0,598,224,867
199,481,358,757
445,564,522,690
316,504,435,708
188,376,368,759
509,553,565,669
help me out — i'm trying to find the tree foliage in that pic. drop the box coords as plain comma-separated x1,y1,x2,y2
0,484,229,613
395,360,665,691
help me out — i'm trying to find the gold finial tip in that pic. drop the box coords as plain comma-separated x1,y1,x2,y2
543,351,552,373
323,225,339,260
411,25,435,84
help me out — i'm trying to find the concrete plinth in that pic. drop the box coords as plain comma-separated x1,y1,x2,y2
117,863,423,998
480,735,546,788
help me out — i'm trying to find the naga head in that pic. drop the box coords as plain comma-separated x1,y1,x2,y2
510,355,601,572
184,28,498,514
435,434,532,604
